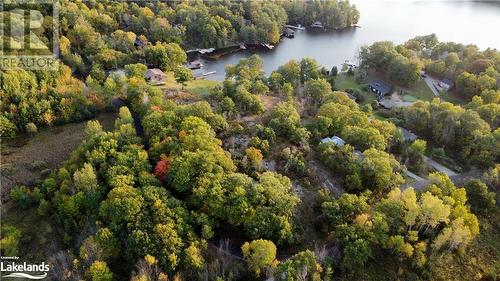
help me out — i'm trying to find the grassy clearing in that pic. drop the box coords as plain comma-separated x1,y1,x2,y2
1,113,116,198
390,77,467,105
186,79,220,96
335,73,376,105
402,94,418,102
440,90,469,105
372,111,388,120
336,73,363,91
397,79,435,102
161,72,220,96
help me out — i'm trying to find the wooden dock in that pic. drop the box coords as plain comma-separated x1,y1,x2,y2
285,24,305,30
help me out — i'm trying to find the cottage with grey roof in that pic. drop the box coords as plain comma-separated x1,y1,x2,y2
145,68,167,84
438,78,454,91
320,136,345,147
368,80,392,100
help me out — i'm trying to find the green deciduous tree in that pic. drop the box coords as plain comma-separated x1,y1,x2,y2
88,261,113,281
242,239,277,276
145,42,187,71
274,250,323,281
269,101,310,145
174,66,194,89
360,148,404,192
0,225,22,256
303,78,332,108
464,179,496,215
73,163,98,192
125,63,148,78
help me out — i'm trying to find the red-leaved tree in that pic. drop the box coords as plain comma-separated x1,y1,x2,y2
153,158,170,182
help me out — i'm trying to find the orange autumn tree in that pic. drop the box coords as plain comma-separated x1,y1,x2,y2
153,157,170,182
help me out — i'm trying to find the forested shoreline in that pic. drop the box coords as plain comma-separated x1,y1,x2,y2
1,0,359,139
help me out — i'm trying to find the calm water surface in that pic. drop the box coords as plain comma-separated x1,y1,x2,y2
201,0,500,81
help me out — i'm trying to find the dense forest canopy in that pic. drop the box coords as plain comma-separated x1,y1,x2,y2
3,51,498,280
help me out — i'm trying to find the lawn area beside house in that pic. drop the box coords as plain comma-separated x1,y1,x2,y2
335,73,376,105
372,111,388,120
396,79,435,102
336,73,363,90
186,79,220,96
440,90,469,105
395,77,468,105
161,72,219,96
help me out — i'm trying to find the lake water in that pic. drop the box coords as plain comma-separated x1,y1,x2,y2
200,0,500,81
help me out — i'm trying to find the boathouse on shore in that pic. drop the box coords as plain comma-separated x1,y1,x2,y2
284,28,295,38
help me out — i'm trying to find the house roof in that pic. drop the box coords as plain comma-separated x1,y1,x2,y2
134,38,145,46
145,69,166,79
146,68,165,76
368,80,391,95
440,78,454,87
399,127,417,142
321,136,345,146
